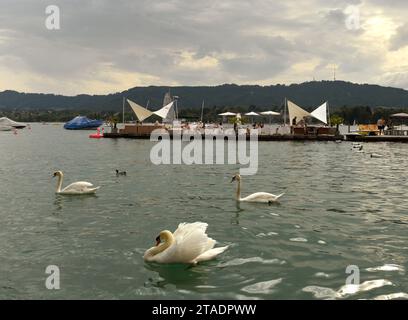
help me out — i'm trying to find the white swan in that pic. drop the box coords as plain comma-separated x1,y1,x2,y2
231,173,284,203
370,153,383,158
143,222,228,264
53,171,100,195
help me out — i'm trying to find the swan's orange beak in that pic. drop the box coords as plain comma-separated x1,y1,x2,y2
155,236,161,246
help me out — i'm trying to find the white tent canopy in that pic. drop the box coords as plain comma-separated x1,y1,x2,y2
287,100,311,125
127,99,175,122
310,102,328,124
218,112,236,116
127,99,153,122
153,101,174,119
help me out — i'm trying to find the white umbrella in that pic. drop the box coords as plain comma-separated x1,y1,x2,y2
245,111,260,124
390,113,408,131
245,112,260,116
218,112,236,116
390,113,408,117
260,110,280,125
260,111,280,116
218,112,236,124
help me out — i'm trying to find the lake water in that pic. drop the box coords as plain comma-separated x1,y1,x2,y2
0,123,407,300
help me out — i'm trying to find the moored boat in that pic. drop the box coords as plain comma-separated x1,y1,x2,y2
64,116,103,130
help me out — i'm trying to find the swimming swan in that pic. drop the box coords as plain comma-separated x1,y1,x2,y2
143,222,228,264
370,153,383,158
53,171,100,195
231,173,284,203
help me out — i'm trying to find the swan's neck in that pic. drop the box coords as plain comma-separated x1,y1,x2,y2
236,179,241,201
56,174,63,193
146,231,175,257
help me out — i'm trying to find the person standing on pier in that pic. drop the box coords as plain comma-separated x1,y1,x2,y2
291,116,297,134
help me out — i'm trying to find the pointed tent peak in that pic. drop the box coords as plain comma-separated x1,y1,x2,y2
154,101,174,119
287,100,311,125
127,99,153,122
311,102,328,124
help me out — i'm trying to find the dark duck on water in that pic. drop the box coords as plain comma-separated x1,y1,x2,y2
116,169,127,176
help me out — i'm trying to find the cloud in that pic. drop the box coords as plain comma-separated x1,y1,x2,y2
0,0,407,94
390,23,408,50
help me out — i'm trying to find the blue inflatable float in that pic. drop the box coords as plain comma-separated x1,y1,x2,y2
64,116,103,130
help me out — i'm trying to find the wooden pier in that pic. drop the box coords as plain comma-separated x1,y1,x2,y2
344,134,408,143
103,132,343,141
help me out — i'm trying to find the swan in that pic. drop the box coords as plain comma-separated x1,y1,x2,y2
231,174,284,203
143,222,228,264
53,171,100,195
116,169,126,176
371,153,383,158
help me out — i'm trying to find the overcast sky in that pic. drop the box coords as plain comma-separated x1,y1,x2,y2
0,0,407,95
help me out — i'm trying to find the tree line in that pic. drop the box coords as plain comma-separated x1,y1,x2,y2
2,105,408,125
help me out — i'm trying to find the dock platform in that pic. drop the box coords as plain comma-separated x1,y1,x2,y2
103,132,343,141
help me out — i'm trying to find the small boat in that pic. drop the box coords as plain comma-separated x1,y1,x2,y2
0,125,12,131
89,128,104,139
0,117,26,129
64,116,103,130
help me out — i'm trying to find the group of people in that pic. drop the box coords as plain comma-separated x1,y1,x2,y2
290,116,309,134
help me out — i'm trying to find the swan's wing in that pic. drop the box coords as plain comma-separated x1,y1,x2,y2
241,192,283,202
171,222,216,263
173,222,208,239
194,245,229,263
62,181,94,192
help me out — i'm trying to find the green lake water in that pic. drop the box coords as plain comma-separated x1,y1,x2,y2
0,123,407,299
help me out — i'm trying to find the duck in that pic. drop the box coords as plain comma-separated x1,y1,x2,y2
231,173,284,204
116,169,126,176
53,171,100,195
143,222,228,264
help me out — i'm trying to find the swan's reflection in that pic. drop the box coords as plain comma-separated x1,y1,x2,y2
232,200,280,224
231,202,245,224
144,262,212,289
53,193,98,212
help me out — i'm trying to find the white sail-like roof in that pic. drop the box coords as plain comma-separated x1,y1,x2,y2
127,99,153,122
311,102,328,124
153,101,174,119
0,117,26,128
287,100,311,124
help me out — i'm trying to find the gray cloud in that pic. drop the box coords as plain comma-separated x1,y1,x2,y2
390,23,408,50
0,0,407,94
